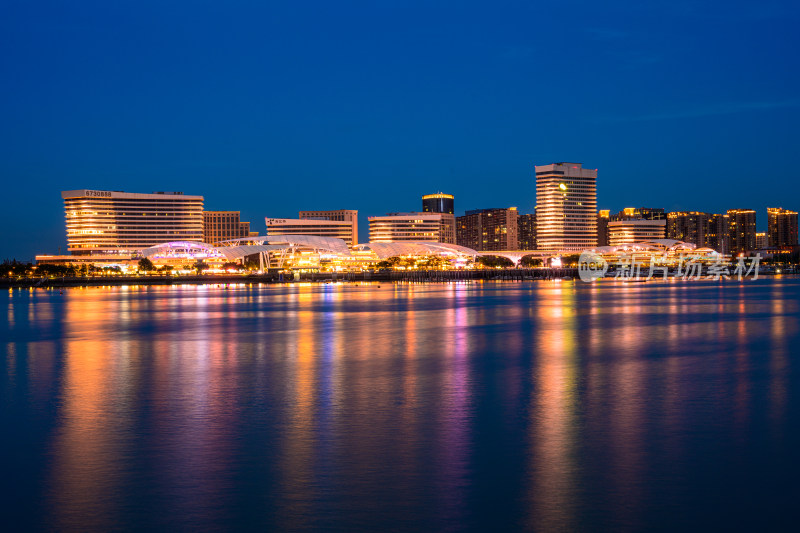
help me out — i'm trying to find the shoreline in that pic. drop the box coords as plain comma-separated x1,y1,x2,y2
2,268,794,289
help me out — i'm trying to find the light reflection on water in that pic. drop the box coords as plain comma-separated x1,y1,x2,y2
2,279,800,531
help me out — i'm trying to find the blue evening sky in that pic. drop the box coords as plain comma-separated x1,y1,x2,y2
1,0,798,259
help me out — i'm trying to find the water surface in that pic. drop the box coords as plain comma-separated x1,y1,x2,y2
3,279,799,531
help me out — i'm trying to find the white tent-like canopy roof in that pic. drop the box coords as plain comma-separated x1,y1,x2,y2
354,242,478,259
219,235,351,255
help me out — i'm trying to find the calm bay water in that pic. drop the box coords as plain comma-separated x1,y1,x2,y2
2,279,800,531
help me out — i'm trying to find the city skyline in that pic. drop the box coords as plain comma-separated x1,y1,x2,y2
2,1,799,259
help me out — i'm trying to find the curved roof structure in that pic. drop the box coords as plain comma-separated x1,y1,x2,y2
140,241,224,259
355,242,478,259
219,235,350,255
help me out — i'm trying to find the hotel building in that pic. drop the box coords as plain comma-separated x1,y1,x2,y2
203,211,257,245
368,213,450,243
535,162,597,252
518,211,537,250
62,189,204,255
727,209,757,254
767,207,799,248
608,219,667,246
266,210,358,246
456,207,518,251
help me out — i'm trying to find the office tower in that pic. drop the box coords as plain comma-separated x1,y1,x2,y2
608,219,667,246
422,193,455,214
535,162,597,251
518,211,537,250
368,213,450,243
597,210,610,246
266,209,358,246
767,207,799,248
727,209,757,254
456,207,518,251
203,211,256,245
62,189,204,255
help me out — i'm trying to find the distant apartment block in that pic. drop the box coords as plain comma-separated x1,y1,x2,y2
755,232,768,249
62,189,204,255
518,212,537,250
727,209,757,254
597,210,610,247
456,207,518,251
767,207,799,248
203,211,256,245
535,162,597,251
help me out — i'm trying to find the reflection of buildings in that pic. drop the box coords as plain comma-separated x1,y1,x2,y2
727,209,757,254
368,213,451,243
535,162,597,252
203,211,257,245
608,219,667,246
266,209,358,246
767,207,798,248
456,207,518,251
62,189,204,255
518,212,537,250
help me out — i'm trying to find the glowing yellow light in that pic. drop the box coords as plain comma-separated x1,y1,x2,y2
559,183,567,191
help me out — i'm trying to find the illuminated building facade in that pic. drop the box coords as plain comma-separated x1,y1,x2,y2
456,207,518,251
422,193,455,214
62,189,204,255
266,209,358,246
611,207,666,221
608,219,667,246
767,207,798,248
421,194,456,243
727,209,757,254
707,214,730,253
667,212,711,247
368,213,448,243
203,211,256,245
518,212,537,250
597,210,610,246
535,162,597,251
756,232,768,249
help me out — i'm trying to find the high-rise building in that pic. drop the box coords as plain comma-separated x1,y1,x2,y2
62,189,204,255
518,212,537,250
456,207,518,251
203,211,256,245
707,214,730,253
667,212,711,247
755,232,769,249
421,194,456,243
422,193,454,214
535,162,597,251
727,209,757,254
608,219,667,246
597,210,610,247
767,207,799,248
368,213,450,243
266,210,358,246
